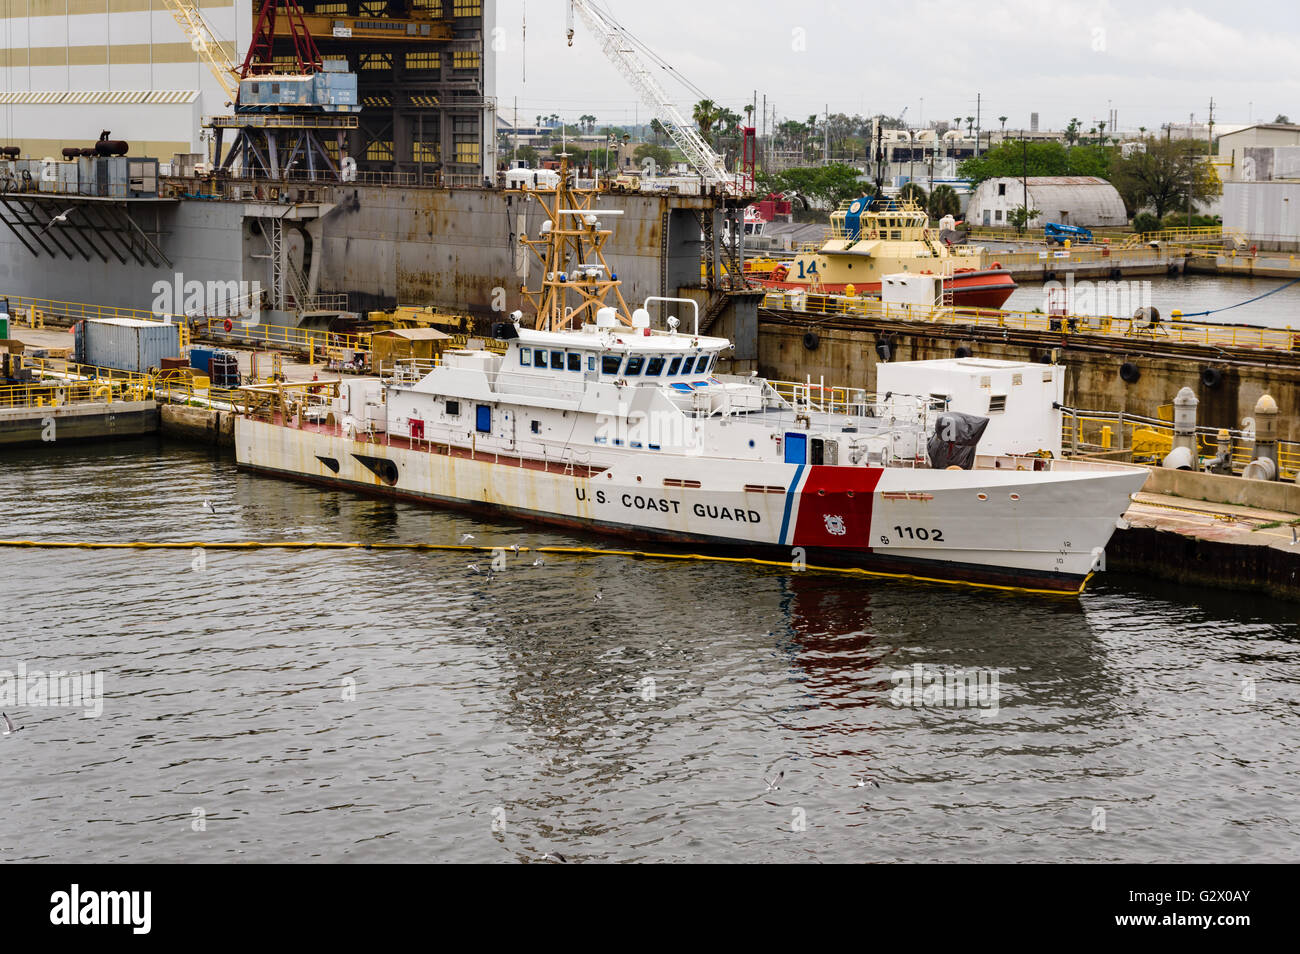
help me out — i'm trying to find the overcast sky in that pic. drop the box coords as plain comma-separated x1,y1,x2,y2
494,0,1298,133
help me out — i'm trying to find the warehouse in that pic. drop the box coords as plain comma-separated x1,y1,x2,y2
966,176,1128,229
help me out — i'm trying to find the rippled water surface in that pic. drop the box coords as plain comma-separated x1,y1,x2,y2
1004,273,1300,327
2,438,1297,862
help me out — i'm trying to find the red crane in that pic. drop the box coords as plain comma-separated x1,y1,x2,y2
240,0,322,77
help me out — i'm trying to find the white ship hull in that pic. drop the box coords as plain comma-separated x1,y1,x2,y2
236,416,1146,594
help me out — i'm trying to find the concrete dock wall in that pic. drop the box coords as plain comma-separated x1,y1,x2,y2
161,404,235,447
0,400,158,447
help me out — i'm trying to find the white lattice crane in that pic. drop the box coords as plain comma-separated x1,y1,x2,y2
163,0,239,101
566,0,737,192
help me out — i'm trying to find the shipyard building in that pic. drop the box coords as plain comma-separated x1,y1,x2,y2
966,176,1128,229
0,0,497,181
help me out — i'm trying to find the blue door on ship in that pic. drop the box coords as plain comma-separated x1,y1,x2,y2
476,405,491,433
784,432,807,465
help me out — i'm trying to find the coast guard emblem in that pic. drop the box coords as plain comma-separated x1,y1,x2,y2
823,514,847,536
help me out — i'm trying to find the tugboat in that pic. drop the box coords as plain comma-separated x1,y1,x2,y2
234,156,1144,594
758,196,1018,308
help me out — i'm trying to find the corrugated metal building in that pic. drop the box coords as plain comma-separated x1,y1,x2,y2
1223,181,1300,250
967,176,1128,229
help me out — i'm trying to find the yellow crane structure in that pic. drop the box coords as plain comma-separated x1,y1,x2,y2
162,0,240,102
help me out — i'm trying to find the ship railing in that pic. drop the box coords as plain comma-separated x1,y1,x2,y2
1060,407,1300,480
384,358,439,386
387,416,598,475
487,369,586,402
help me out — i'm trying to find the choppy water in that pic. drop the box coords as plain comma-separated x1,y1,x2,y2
1004,273,1300,328
2,438,1297,863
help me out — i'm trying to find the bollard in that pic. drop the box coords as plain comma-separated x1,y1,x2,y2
1252,394,1279,477
1172,386,1199,470
1101,425,1112,450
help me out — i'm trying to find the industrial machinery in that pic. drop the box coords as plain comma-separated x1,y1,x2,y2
170,0,361,180
565,0,749,195
1044,222,1094,245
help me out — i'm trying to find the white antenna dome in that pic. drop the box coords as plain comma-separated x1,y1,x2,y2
595,307,618,329
631,308,651,330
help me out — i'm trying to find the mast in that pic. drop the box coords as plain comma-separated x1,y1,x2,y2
517,154,635,332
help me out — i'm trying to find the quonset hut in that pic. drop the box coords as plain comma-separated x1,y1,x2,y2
967,176,1128,229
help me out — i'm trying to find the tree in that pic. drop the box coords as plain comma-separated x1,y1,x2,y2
693,99,722,143
899,182,928,207
958,140,1113,184
578,114,597,133
761,163,865,209
998,115,1008,140
633,142,672,172
966,116,975,137
515,144,539,166
1064,118,1081,146
1007,205,1041,234
928,184,960,220
1110,136,1221,218
1275,114,1291,124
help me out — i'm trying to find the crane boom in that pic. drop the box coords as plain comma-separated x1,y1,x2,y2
163,0,238,100
567,0,736,192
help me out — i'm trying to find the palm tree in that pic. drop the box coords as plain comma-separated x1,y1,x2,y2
1098,120,1107,144
965,116,975,137
1064,118,1080,147
900,182,928,208
954,117,962,137
743,104,754,128
928,184,960,220
693,99,722,145
998,115,1008,140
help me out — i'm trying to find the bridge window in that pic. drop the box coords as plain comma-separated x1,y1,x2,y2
533,350,547,368
625,355,645,375
445,400,460,416
667,356,682,375
519,347,531,366
566,352,581,371
550,350,564,369
645,356,665,376
601,354,622,374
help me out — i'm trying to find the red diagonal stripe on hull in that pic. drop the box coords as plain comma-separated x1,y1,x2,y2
792,466,885,548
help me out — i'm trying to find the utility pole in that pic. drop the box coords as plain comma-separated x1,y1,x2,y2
1208,96,1216,154
824,104,830,164
1022,139,1029,234
975,92,981,156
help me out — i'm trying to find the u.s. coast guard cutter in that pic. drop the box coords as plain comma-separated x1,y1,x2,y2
235,159,1146,594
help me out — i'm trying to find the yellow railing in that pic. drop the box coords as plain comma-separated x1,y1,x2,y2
203,317,371,357
2,294,188,328
1062,411,1299,479
761,291,1298,352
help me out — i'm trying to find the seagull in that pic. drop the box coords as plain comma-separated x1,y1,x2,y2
593,592,602,602
36,208,75,236
459,533,475,544
2,712,22,735
532,556,545,567
467,563,481,574
510,544,521,555
202,499,218,515
852,776,880,789
764,770,784,792
542,852,568,863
